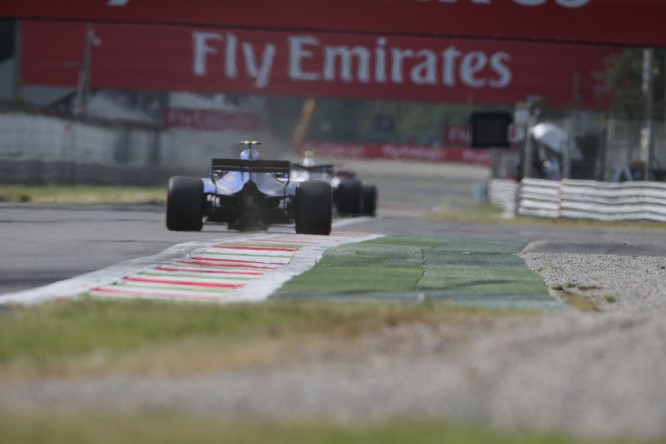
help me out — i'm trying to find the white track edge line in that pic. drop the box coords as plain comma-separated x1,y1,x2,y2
0,217,379,306
0,233,270,306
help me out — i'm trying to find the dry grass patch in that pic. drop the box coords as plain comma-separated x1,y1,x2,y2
425,199,666,231
0,298,529,382
0,410,644,444
0,185,165,204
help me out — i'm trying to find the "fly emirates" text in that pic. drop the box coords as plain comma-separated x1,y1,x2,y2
193,33,512,90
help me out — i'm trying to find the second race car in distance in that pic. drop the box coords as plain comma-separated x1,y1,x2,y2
290,151,378,217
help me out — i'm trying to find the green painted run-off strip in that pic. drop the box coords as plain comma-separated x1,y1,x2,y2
276,236,559,312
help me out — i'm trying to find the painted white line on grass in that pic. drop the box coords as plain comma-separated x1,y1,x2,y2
329,216,374,229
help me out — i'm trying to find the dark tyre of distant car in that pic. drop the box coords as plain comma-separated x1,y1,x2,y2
335,179,363,215
295,181,332,235
362,185,378,217
166,176,204,232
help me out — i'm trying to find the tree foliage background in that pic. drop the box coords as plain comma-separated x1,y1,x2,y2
598,48,666,121
261,96,510,146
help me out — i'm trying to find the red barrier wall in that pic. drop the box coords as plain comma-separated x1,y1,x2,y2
297,142,492,166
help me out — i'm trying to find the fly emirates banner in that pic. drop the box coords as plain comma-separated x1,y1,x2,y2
21,22,616,107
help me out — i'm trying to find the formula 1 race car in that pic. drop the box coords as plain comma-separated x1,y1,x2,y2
291,151,378,217
166,142,332,234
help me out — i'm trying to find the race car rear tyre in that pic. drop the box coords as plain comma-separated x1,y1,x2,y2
362,185,378,217
335,179,363,215
166,176,204,231
295,181,332,235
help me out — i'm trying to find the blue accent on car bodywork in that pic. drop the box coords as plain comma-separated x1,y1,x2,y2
203,171,296,197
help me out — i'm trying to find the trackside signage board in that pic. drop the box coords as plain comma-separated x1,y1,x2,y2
164,109,262,131
2,0,666,47
296,142,492,165
21,22,615,107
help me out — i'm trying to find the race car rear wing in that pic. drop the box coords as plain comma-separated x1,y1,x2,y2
212,159,291,174
211,159,291,176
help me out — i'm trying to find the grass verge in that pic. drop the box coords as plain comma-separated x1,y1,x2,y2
559,292,601,312
427,198,505,221
0,412,649,444
0,185,165,204
425,198,666,231
0,297,507,379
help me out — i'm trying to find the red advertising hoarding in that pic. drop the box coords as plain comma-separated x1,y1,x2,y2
164,108,262,131
297,142,492,166
20,21,615,108
2,0,666,47
444,125,472,147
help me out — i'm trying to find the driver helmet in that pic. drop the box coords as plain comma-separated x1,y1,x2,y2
240,149,260,160
302,150,316,167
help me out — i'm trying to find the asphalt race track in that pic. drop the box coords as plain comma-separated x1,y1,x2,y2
1,161,665,297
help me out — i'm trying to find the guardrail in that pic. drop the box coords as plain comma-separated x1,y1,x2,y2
489,178,666,223
488,179,518,218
